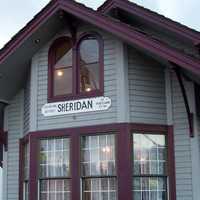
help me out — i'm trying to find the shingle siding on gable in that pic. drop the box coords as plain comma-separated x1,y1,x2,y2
171,73,193,200
35,29,118,131
128,47,167,124
6,91,24,200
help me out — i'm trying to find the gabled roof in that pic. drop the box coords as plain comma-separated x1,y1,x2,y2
98,0,200,45
0,0,200,101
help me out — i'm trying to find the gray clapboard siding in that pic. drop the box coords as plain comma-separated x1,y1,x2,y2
198,117,200,159
128,47,167,124
23,73,30,135
6,91,24,200
171,73,193,200
35,30,118,131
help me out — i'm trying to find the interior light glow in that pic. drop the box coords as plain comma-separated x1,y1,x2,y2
57,70,64,77
85,87,92,92
102,146,111,153
140,157,146,162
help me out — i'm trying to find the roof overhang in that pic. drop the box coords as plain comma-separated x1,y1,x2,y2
0,0,200,102
98,0,200,45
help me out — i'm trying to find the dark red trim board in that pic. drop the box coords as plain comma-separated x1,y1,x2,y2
167,126,176,200
19,139,25,200
20,123,176,200
174,67,194,137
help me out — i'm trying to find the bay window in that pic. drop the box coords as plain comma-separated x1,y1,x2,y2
81,134,117,200
20,124,175,200
132,133,167,200
39,137,71,200
48,32,103,102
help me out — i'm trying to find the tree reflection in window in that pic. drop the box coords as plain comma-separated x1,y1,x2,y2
52,37,73,96
79,36,100,93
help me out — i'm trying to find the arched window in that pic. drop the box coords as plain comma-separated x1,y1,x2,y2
78,33,104,94
48,33,104,102
48,37,73,98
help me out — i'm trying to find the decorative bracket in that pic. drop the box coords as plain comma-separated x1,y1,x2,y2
0,129,8,151
173,66,194,137
0,129,7,167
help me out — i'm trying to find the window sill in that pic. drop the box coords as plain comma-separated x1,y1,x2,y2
48,90,104,103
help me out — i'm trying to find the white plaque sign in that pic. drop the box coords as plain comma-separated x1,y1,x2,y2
41,96,111,117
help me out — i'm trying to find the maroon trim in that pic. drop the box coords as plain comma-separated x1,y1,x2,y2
98,0,200,44
0,0,200,79
130,123,168,133
19,139,25,200
71,133,80,200
167,126,177,200
21,122,177,200
29,135,39,200
174,67,194,137
117,124,132,199
195,83,200,117
19,136,30,200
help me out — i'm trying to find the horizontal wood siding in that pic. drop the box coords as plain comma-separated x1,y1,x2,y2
128,47,167,124
23,73,30,135
6,91,23,200
198,117,200,160
36,30,118,130
171,73,193,200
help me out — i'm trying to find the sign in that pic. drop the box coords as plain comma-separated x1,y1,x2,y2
41,96,112,117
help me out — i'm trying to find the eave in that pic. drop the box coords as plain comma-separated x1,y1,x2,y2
98,0,200,45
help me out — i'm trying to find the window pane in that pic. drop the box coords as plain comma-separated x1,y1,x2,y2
54,68,72,96
133,134,166,175
24,181,29,200
24,143,29,180
83,178,117,200
40,179,71,200
81,134,116,176
79,37,100,92
53,38,73,96
133,177,167,200
39,138,70,178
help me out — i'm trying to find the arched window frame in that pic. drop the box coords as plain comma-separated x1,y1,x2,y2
48,32,104,102
76,32,104,97
48,36,74,101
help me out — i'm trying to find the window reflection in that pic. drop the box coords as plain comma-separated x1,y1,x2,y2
53,38,73,96
40,138,70,178
39,138,70,200
81,134,116,200
79,37,100,93
133,133,167,200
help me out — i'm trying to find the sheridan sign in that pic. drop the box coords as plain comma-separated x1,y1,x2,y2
41,96,111,117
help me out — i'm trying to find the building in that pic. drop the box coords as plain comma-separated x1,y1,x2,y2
0,0,200,200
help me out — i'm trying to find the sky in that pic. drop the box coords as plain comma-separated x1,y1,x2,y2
0,0,200,199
